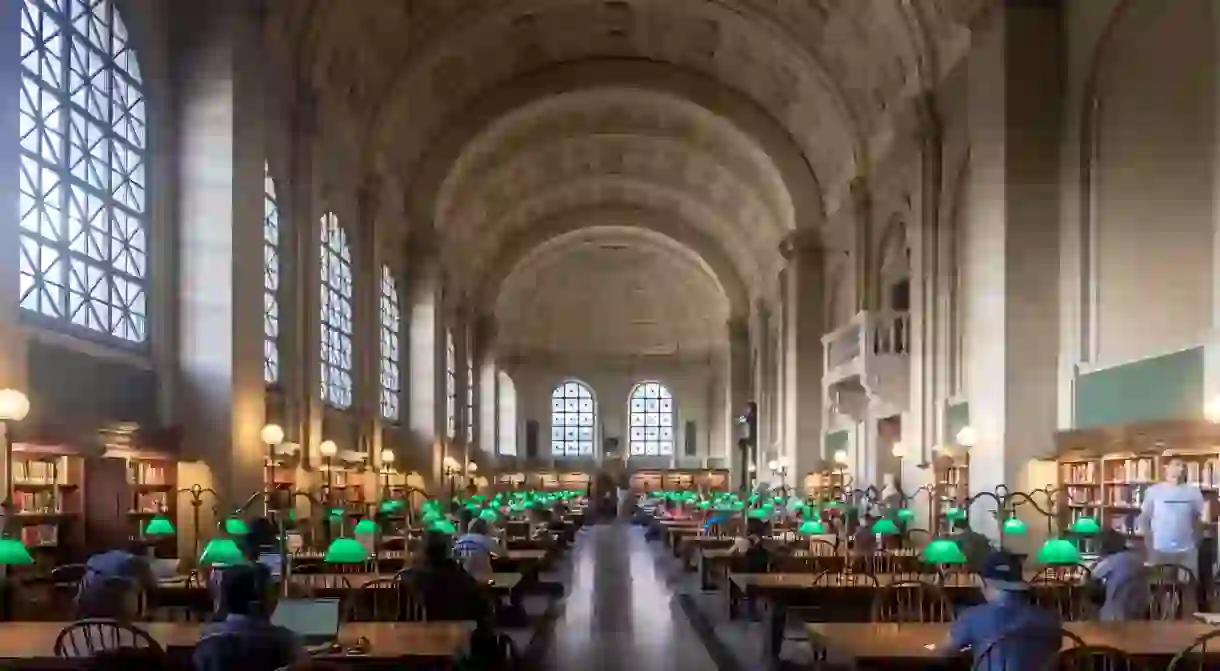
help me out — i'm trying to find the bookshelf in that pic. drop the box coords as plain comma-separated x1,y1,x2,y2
803,470,847,502
933,453,969,534
125,455,178,555
10,445,84,566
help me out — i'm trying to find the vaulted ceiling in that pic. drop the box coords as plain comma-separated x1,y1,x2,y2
265,0,991,356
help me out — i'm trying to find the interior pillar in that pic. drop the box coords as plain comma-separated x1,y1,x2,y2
963,2,1063,541
726,316,750,488
781,233,826,487
174,0,266,507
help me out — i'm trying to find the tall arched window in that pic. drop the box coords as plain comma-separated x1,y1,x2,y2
498,371,517,456
551,380,595,457
445,330,455,438
319,212,353,408
18,0,149,343
263,162,279,384
379,265,400,421
629,381,674,456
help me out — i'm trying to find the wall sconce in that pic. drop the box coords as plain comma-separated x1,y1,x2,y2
260,424,284,447
891,442,906,458
833,449,848,465
1206,396,1220,423
955,426,976,448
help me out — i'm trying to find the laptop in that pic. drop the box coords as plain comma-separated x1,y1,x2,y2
150,558,181,582
271,598,341,646
257,552,283,580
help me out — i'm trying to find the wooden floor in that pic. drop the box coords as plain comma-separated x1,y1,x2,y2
542,522,717,670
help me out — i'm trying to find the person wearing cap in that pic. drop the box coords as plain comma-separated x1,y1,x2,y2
939,551,1061,671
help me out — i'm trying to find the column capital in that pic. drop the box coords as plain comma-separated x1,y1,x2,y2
778,228,822,261
727,315,750,343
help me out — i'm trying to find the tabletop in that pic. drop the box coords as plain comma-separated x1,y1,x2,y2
157,572,523,592
806,621,1219,660
0,621,475,660
730,570,1064,591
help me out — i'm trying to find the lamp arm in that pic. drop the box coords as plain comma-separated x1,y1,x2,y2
1005,490,1055,518
236,492,269,514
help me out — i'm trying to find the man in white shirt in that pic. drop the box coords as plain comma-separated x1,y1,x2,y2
1139,458,1205,577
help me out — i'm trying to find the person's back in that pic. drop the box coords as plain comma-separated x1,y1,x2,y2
951,593,1061,671
78,545,155,620
194,563,302,671
454,519,499,579
408,533,492,622
1091,533,1148,621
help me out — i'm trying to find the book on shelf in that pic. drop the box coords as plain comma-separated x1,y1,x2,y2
1062,462,1098,484
1114,458,1154,483
129,461,167,486
15,490,57,514
13,460,57,485
20,524,57,547
135,491,168,513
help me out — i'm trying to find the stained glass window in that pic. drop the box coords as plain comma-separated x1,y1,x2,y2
629,382,674,456
551,381,595,456
18,0,149,343
263,162,279,384
319,212,353,408
466,357,474,444
498,371,517,456
379,265,400,421
446,330,455,438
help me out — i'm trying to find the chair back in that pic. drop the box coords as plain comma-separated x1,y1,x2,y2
1032,564,1093,584
807,539,837,557
351,577,400,621
973,626,1084,671
814,568,879,588
870,580,952,623
1148,563,1198,621
290,573,352,593
1045,645,1134,671
53,619,163,658
1167,628,1220,671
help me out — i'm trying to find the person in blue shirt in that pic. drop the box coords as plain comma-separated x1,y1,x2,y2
453,518,504,579
76,541,157,620
939,551,1062,671
193,563,304,671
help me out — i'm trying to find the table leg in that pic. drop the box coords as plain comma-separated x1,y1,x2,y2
699,554,711,591
765,597,785,665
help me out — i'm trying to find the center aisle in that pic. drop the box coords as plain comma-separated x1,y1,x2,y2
542,522,718,670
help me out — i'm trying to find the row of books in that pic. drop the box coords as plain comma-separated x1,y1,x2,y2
14,490,60,514
128,462,169,486
12,459,63,485
135,492,168,513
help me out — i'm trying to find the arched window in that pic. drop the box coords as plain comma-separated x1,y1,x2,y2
498,371,517,456
445,330,455,438
551,380,595,457
263,162,279,384
319,212,353,408
18,0,149,343
379,265,400,421
629,381,674,456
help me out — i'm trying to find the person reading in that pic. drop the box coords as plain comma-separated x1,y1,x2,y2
76,540,157,620
453,518,505,580
938,551,1061,671
1088,529,1147,621
1140,458,1205,577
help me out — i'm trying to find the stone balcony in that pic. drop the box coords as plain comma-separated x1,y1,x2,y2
821,310,910,418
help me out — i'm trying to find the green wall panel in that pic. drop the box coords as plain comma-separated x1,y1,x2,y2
1075,347,1203,428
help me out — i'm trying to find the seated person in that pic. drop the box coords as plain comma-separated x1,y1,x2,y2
1089,530,1147,621
453,518,505,579
403,531,493,623
939,551,1061,671
735,519,771,572
193,563,305,671
852,514,878,555
953,518,995,572
76,541,157,620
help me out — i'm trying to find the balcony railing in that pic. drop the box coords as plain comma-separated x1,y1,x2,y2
822,310,910,377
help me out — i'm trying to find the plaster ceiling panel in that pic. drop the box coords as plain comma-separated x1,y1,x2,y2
455,176,766,293
495,232,730,357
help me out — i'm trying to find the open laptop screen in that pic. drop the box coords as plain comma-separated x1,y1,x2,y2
271,598,340,642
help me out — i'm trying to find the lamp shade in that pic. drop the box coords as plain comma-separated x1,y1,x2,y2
1002,516,1027,536
922,538,967,565
479,508,499,522
198,537,244,567
0,389,30,422
324,537,370,564
896,508,916,521
944,507,967,522
1036,538,1081,565
799,520,826,535
224,517,249,535
144,514,175,536
0,538,33,565
1070,516,1101,535
353,518,377,534
746,508,768,520
259,424,284,446
328,507,345,520
428,520,457,535
379,499,403,513
872,518,901,536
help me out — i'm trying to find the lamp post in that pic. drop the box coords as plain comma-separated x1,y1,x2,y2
380,448,395,500
467,460,479,493
892,441,906,488
260,424,285,513
443,456,461,500
319,440,337,503
176,484,219,559
0,390,30,621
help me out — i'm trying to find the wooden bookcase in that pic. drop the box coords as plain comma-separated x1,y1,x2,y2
125,454,178,556
11,444,84,567
933,453,970,534
803,470,847,502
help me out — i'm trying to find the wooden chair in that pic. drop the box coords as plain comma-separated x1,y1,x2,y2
290,558,323,575
813,568,879,587
903,528,932,549
974,626,1085,671
349,577,400,621
941,567,984,588
870,580,953,623
1167,628,1220,671
1032,563,1093,584
1043,645,1134,671
807,539,837,557
54,619,164,658
1028,577,1093,622
392,570,427,622
1148,563,1198,621
291,573,352,592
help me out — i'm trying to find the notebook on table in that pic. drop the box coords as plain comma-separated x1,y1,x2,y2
271,598,341,646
